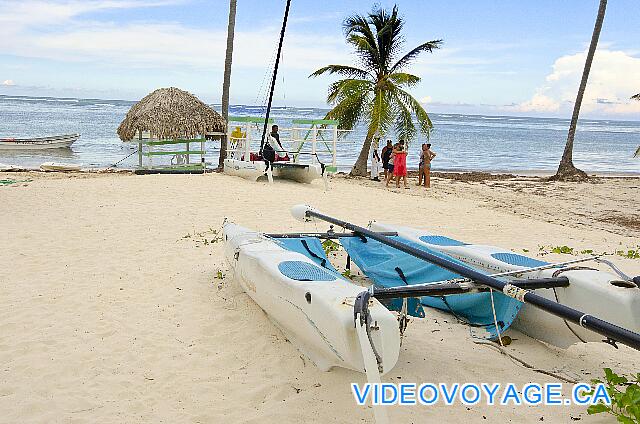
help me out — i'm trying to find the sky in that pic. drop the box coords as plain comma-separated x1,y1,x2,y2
0,0,639,119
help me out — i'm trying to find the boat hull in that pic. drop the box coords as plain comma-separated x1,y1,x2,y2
223,158,323,184
223,222,400,374
371,222,640,348
0,134,79,150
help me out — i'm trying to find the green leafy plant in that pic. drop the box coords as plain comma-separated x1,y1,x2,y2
587,368,640,423
617,249,640,260
341,269,354,280
322,239,341,256
551,245,575,255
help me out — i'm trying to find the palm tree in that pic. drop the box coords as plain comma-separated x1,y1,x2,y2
553,0,607,181
218,0,237,169
310,5,441,176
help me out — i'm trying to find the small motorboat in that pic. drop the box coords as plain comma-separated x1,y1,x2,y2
40,162,82,172
0,134,79,150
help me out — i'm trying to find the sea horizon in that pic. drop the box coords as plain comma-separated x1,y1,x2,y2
1,94,639,174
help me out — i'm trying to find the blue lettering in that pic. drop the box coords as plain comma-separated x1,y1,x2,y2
481,383,500,405
381,383,398,405
418,384,439,405
440,383,459,405
545,383,563,405
399,383,416,405
501,384,522,405
373,383,380,405
351,383,370,405
523,383,542,404
461,384,481,405
592,384,612,405
572,383,592,405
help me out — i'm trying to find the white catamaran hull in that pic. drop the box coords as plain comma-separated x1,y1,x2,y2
223,158,267,182
0,134,79,150
224,222,400,374
371,222,640,348
223,158,323,184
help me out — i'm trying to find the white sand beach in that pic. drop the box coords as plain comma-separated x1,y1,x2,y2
1,171,638,423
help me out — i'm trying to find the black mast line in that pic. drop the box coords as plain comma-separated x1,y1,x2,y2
259,0,292,155
303,209,640,352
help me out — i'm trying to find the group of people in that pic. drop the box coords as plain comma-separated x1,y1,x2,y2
370,139,436,189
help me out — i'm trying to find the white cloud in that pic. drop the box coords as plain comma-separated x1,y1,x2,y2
510,49,640,116
420,96,432,104
2,79,15,86
0,1,350,72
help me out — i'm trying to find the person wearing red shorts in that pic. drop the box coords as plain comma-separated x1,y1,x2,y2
386,140,409,189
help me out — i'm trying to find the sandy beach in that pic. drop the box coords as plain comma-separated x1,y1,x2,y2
1,171,639,423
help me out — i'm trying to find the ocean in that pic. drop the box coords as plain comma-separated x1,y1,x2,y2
1,94,639,174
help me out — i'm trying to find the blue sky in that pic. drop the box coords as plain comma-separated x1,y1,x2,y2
1,0,639,118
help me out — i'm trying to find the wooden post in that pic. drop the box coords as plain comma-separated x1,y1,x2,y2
332,124,338,167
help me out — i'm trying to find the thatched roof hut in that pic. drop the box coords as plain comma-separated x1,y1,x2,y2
117,87,226,141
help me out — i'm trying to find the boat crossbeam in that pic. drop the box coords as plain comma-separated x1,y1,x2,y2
292,204,640,352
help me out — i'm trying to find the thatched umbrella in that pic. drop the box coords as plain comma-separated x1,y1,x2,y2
117,87,226,141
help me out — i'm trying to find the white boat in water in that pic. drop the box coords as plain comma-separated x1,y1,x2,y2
223,221,401,374
223,117,343,184
370,222,640,349
40,162,82,172
0,133,79,150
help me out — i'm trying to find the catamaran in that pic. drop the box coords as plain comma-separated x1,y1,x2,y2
223,116,344,184
224,205,640,379
0,134,79,150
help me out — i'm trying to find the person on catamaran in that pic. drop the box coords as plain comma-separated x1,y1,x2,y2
381,140,393,180
418,143,436,188
370,138,381,181
269,124,289,161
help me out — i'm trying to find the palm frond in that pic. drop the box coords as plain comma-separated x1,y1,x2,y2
387,72,421,87
369,5,403,74
367,88,395,139
395,87,433,138
325,89,371,130
326,78,374,104
390,40,443,73
344,14,380,71
391,91,417,142
309,65,372,79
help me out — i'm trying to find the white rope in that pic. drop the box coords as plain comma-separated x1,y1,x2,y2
489,288,504,347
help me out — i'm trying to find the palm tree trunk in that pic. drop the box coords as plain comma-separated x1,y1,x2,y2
554,0,607,180
351,133,373,176
218,0,237,169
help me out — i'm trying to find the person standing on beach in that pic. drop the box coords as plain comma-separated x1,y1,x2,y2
387,140,409,189
370,138,381,181
381,140,393,180
418,143,436,188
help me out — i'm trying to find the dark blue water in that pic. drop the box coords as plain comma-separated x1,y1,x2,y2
1,94,639,174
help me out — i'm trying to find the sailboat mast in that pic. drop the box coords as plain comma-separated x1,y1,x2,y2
259,0,292,154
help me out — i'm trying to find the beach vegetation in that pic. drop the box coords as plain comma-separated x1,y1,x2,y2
587,368,640,423
310,5,441,176
552,0,607,181
321,239,341,255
